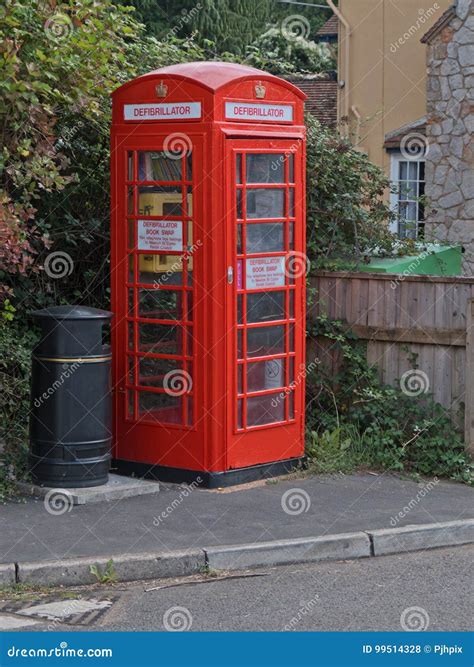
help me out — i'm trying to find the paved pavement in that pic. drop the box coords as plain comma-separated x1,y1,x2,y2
1,473,472,565
1,546,472,631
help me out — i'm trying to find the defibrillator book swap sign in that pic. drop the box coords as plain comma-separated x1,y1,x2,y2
138,220,183,252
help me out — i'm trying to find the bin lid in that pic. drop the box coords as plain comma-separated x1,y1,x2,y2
31,305,113,320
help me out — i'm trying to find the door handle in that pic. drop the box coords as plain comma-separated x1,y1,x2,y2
227,266,234,284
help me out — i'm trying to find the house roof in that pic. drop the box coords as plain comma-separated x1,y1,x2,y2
287,77,338,128
420,4,456,44
384,117,427,149
316,14,339,37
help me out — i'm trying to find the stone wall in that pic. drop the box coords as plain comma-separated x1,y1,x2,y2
424,0,474,274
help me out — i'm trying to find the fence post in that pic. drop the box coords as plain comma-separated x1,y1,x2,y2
464,298,474,456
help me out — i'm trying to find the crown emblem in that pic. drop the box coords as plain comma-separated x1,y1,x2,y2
155,81,168,98
255,81,266,99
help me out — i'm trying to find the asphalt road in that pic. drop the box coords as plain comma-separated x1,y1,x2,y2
2,545,472,632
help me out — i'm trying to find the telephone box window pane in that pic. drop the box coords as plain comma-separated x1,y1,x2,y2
289,222,294,250
236,154,242,184
127,391,134,418
138,186,183,217
289,356,295,384
246,223,284,253
289,391,295,419
139,323,182,355
127,152,134,181
138,255,184,286
138,151,182,182
128,219,135,249
237,294,243,324
128,321,134,350
237,224,242,254
246,154,284,183
289,323,295,352
248,359,285,393
246,189,285,219
128,357,135,384
247,394,285,426
186,327,194,356
138,357,180,388
288,154,294,183
247,325,285,358
127,187,134,214
237,399,243,429
236,190,243,219
237,364,243,394
289,189,295,217
289,290,294,319
139,289,180,320
128,289,134,316
247,291,285,324
185,292,193,322
187,397,193,426
237,330,243,359
138,391,182,424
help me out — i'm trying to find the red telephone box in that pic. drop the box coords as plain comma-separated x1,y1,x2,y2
110,62,307,486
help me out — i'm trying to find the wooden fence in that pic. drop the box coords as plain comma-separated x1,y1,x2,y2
309,271,474,453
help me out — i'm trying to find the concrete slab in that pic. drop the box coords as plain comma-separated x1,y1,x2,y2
368,519,474,555
17,599,113,621
15,474,160,506
205,532,371,570
0,614,40,630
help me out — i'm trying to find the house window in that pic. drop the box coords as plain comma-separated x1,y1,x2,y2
390,153,425,239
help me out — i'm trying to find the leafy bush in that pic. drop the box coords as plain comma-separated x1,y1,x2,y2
305,114,415,269
306,316,473,484
0,316,37,501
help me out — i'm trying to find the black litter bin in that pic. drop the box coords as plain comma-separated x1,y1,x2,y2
29,306,113,488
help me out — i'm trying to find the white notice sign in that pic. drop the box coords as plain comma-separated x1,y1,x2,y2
124,102,201,121
138,220,183,252
225,101,293,123
246,257,286,290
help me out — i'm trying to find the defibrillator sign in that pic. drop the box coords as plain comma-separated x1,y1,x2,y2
246,256,286,289
137,220,183,252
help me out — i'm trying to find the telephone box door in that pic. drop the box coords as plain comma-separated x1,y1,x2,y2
226,139,306,469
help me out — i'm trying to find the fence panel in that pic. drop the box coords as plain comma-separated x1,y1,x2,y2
310,271,474,452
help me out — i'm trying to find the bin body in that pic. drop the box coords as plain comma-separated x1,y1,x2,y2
29,306,113,488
